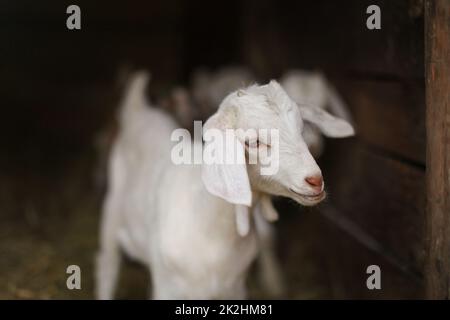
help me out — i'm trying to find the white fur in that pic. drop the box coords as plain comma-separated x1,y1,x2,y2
96,72,354,299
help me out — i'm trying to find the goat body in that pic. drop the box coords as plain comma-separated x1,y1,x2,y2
96,73,258,299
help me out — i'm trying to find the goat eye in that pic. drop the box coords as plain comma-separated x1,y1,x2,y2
245,140,259,148
245,139,269,149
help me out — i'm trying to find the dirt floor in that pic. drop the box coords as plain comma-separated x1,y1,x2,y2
0,149,331,299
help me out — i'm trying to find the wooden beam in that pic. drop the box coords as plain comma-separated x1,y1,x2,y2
424,0,450,299
337,79,426,164
324,142,426,275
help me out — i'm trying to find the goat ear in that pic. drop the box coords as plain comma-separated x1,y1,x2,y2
201,113,252,206
299,106,355,138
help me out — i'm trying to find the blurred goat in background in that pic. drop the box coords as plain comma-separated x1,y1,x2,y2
280,70,353,157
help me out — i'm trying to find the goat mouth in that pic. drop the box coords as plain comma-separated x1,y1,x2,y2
289,188,325,200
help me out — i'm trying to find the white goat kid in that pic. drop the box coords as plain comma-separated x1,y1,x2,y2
192,68,353,296
96,72,354,299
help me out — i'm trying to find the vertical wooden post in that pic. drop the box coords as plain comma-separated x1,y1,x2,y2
425,0,450,299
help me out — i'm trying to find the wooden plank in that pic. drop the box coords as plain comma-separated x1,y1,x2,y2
0,27,183,150
242,0,424,79
0,29,182,84
424,0,450,299
335,79,425,164
321,140,426,275
0,86,116,152
319,212,424,298
272,202,424,298
182,0,243,73
0,1,184,25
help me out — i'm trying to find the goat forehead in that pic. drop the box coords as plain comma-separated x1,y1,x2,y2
239,105,301,132
245,85,293,110
242,91,297,115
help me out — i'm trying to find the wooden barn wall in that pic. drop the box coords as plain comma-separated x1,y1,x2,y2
0,0,245,161
240,0,426,298
0,1,186,161
424,0,450,299
1,0,430,299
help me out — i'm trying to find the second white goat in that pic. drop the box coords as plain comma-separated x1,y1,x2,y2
281,70,354,157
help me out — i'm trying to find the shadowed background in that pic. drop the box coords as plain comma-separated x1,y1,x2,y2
0,0,425,299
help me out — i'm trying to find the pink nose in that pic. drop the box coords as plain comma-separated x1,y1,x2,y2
305,175,323,191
